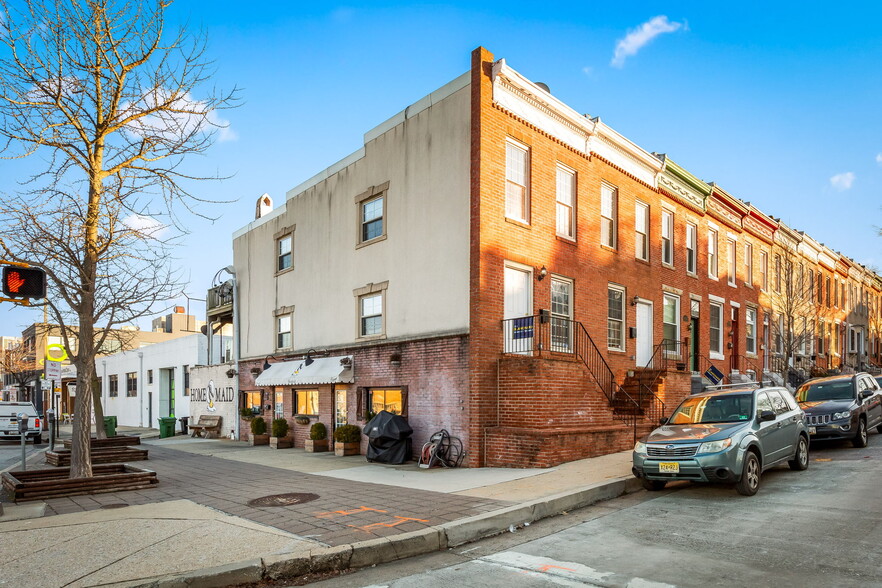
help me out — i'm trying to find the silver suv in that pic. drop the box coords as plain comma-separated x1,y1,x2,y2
632,385,809,496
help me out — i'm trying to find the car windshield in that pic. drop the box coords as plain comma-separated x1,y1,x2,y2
668,393,754,425
795,381,854,402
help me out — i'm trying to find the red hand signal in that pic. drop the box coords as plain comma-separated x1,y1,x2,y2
6,271,25,293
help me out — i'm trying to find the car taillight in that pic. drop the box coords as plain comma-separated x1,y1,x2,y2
34,418,40,428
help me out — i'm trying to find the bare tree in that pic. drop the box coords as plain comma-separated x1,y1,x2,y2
0,342,40,401
0,0,236,478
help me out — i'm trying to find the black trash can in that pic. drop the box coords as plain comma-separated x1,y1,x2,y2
179,416,189,435
364,411,413,464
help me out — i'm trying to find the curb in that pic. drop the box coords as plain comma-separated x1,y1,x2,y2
125,475,641,588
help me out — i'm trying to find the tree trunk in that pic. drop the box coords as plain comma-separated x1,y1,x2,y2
92,374,106,439
69,359,94,478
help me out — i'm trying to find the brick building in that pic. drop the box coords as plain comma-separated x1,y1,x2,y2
228,47,882,468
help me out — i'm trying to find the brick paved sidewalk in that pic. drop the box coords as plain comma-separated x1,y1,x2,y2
39,445,509,546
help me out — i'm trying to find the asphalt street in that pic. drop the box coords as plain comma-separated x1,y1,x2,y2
0,437,43,472
311,431,882,588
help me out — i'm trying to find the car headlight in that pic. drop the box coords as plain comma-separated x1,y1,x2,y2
634,441,647,455
833,411,852,420
698,438,733,454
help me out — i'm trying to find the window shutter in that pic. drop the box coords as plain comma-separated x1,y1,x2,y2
356,387,366,420
400,386,409,417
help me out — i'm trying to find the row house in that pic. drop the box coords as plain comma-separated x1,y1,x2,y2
227,47,882,468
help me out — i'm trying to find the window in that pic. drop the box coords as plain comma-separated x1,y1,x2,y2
505,140,529,222
746,307,757,355
799,317,808,355
147,369,153,384
550,277,573,352
727,239,737,286
707,228,718,278
125,372,137,397
276,314,292,349
767,390,789,415
826,276,831,307
361,196,384,242
296,389,319,415
760,251,768,291
709,301,723,357
818,319,825,355
108,374,119,397
277,234,292,272
809,269,814,302
600,183,617,249
607,285,625,351
774,254,781,293
849,328,858,353
686,222,697,274
556,165,575,238
183,365,190,396
661,210,673,266
797,264,804,300
243,391,262,415
744,243,753,287
663,294,680,349
635,201,649,260
274,390,284,419
756,392,773,415
360,294,383,337
367,387,406,416
335,388,347,428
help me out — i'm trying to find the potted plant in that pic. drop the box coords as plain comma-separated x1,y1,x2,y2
240,407,255,420
269,418,292,449
294,415,311,425
249,416,269,446
305,422,329,452
333,424,361,456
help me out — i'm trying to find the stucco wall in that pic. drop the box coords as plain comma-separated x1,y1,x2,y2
189,363,238,438
233,79,472,359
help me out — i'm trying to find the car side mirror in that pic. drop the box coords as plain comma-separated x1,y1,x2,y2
860,390,873,400
659,417,668,425
758,410,776,422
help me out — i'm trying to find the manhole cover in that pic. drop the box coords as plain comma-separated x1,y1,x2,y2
100,503,129,509
247,493,319,507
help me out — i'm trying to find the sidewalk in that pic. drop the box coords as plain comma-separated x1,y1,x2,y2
0,427,639,587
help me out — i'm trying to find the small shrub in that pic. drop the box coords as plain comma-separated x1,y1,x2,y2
250,416,266,435
334,424,361,444
310,422,327,441
271,418,289,438
240,407,255,419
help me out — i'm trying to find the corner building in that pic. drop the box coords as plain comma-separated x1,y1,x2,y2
230,47,882,468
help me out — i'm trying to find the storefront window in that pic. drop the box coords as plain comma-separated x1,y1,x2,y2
296,389,319,415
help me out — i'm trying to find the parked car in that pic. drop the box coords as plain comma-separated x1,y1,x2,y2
632,385,809,496
0,401,43,444
796,373,882,448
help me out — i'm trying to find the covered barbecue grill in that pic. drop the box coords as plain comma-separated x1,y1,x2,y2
364,410,413,464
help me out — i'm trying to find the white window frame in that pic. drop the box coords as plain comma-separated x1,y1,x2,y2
727,239,737,287
550,276,574,352
662,293,680,354
505,139,530,223
744,242,753,288
708,228,718,279
360,293,384,338
276,314,292,350
355,182,389,248
745,306,757,355
635,201,649,261
661,209,673,266
686,222,697,275
555,164,575,239
607,284,625,352
277,234,293,273
709,300,724,359
600,182,618,249
760,250,769,291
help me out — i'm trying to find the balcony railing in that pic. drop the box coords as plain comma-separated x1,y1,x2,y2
206,284,233,318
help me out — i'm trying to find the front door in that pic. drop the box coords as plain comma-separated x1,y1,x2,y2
636,300,653,366
504,264,533,353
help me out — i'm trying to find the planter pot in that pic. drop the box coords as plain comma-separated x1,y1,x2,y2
269,436,293,449
294,416,311,425
249,434,270,446
305,439,329,453
335,442,359,456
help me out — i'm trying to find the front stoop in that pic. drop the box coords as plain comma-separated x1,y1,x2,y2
483,424,638,468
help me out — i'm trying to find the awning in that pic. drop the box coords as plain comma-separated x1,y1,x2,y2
255,355,354,387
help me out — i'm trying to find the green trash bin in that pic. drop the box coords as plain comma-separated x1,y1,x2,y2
103,416,117,437
158,417,177,438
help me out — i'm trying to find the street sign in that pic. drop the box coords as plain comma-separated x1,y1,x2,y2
68,383,76,397
45,359,61,380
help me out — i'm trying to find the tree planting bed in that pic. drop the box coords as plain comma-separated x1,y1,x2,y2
45,446,149,467
1,464,157,502
61,435,142,449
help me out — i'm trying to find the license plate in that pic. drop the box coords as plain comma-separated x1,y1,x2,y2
658,462,680,473
809,427,816,435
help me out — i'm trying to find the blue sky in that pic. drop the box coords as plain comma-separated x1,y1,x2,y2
2,1,882,336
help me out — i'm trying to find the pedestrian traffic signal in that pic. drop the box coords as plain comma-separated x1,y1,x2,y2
2,265,46,298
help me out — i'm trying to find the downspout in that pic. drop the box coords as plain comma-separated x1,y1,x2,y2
137,351,144,427
233,275,240,441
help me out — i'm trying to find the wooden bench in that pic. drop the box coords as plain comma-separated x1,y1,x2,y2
189,414,222,438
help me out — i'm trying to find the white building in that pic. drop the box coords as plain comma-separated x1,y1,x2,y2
99,334,206,427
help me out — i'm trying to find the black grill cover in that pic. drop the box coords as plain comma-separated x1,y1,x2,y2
364,411,413,464
364,411,413,441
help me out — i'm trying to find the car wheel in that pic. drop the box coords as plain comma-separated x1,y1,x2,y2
641,479,666,491
876,423,882,435
32,434,42,444
852,418,868,448
736,451,761,496
788,436,809,471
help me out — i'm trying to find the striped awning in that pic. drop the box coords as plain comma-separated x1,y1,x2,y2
254,355,353,387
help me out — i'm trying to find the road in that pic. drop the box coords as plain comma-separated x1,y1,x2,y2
0,437,44,472
310,432,882,588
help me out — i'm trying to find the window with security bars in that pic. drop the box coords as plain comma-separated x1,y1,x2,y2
550,278,573,352
555,165,575,238
505,141,529,222
608,285,625,351
601,183,617,249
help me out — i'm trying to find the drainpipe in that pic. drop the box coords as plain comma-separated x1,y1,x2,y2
221,266,240,441
137,352,144,427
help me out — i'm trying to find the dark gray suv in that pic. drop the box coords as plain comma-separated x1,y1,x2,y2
633,385,809,496
796,373,882,447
